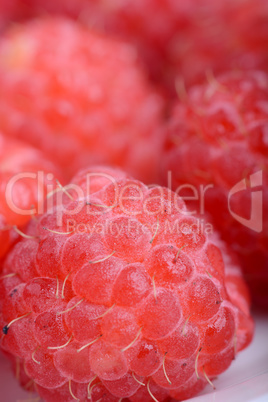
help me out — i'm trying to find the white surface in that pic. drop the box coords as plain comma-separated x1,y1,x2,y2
0,313,267,402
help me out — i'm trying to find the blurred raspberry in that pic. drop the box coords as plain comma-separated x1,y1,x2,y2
0,132,61,261
96,0,268,93
0,166,253,401
2,1,267,95
162,70,268,308
0,17,164,183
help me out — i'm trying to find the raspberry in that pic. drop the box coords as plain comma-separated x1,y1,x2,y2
0,17,163,183
0,167,253,401
3,1,268,94
0,132,60,262
162,70,268,308
22,0,267,93
99,0,268,92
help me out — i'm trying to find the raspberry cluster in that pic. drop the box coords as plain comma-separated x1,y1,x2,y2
0,18,163,183
162,70,268,308
0,132,60,261
0,2,264,400
0,167,253,401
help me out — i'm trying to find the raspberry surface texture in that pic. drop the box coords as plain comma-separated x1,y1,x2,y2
162,70,268,309
0,166,253,401
0,17,163,183
0,132,60,262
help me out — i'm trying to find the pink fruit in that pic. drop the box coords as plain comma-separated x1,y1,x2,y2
0,132,60,261
0,17,163,183
0,166,253,400
162,70,268,308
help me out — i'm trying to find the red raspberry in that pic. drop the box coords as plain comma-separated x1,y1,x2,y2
96,0,268,92
0,132,60,261
0,17,163,183
0,166,253,401
3,1,268,95
162,70,268,308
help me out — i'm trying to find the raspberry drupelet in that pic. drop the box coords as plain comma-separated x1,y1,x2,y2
0,132,61,262
0,166,253,401
0,17,163,183
162,70,268,308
